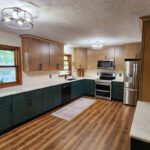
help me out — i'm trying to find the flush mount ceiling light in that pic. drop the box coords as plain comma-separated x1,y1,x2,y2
1,7,33,29
92,41,103,49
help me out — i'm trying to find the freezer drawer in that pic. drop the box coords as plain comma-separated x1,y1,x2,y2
124,88,138,106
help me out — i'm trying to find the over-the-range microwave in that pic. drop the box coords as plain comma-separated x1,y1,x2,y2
97,59,115,69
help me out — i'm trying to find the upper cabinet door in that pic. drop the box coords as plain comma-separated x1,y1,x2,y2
87,49,99,69
115,46,125,71
101,47,115,59
49,42,58,70
49,42,64,70
124,44,141,59
40,41,50,71
79,49,87,69
57,44,64,70
75,48,87,69
27,38,42,71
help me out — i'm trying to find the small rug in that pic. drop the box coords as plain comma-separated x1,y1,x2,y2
51,97,96,121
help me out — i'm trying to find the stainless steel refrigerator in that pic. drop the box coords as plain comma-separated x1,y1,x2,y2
124,59,140,106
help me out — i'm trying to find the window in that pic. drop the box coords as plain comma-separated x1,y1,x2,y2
0,45,22,88
59,54,72,76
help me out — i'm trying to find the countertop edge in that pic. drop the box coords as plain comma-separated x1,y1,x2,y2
0,77,94,98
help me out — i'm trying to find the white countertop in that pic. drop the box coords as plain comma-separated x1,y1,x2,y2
130,101,150,143
0,76,123,98
0,77,95,98
113,78,124,82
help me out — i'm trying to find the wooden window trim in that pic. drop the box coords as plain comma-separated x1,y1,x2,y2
59,54,72,77
0,44,22,88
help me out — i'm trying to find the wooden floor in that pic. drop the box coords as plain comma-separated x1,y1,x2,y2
0,97,135,150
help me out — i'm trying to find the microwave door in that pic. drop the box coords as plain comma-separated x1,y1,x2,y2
97,60,115,69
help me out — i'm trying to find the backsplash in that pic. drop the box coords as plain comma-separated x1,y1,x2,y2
23,71,61,85
22,69,124,86
85,69,124,81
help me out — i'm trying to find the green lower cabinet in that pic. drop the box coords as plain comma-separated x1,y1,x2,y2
12,98,29,125
12,89,43,125
111,81,124,102
84,79,95,96
43,85,62,112
52,85,62,107
29,96,43,118
0,96,12,133
43,87,53,112
71,80,83,99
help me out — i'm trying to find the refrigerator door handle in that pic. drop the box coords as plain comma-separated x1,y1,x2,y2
125,88,138,92
133,63,136,88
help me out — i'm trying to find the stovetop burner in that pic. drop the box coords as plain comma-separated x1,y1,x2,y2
98,72,116,81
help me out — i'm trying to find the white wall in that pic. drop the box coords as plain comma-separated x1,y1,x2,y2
0,31,21,46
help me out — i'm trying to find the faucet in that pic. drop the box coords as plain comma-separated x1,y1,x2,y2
64,74,68,80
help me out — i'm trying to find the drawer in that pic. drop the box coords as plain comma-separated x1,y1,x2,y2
13,89,42,102
0,96,11,106
112,81,124,86
43,86,53,94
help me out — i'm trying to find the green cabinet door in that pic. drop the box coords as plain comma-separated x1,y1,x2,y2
43,85,62,112
0,96,12,133
52,85,62,107
43,87,54,112
29,96,43,118
12,96,29,125
71,81,82,99
111,81,124,102
79,80,85,96
84,79,95,96
89,80,95,96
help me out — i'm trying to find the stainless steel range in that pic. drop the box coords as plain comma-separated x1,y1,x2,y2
95,72,116,100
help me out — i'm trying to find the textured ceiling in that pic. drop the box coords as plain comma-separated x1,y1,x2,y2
0,0,150,47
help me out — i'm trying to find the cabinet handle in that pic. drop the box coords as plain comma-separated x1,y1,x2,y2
39,64,42,70
56,64,59,69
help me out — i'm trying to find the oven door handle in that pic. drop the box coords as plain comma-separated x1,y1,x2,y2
95,82,111,86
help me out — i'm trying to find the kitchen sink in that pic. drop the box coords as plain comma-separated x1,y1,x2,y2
66,78,76,81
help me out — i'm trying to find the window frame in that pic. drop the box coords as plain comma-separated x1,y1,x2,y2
59,54,72,77
0,45,22,88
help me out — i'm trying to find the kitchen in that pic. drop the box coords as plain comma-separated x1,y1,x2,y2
0,0,150,150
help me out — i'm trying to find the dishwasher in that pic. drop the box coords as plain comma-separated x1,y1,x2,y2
61,83,71,104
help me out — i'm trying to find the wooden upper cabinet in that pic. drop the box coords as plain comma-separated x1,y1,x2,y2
57,44,64,70
114,46,125,71
124,44,141,59
22,37,47,71
101,46,115,59
87,49,99,69
74,48,87,69
21,35,64,72
49,42,64,70
39,41,50,71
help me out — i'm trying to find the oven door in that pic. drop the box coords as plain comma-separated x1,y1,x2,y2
95,82,111,100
